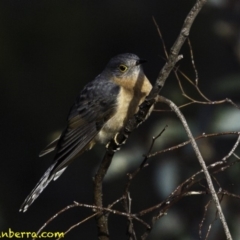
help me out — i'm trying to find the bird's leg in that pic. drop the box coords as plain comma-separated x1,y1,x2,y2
105,130,129,152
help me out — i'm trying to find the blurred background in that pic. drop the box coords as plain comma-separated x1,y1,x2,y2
1,0,240,239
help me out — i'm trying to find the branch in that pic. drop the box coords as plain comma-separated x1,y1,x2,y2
93,0,207,239
93,151,114,240
148,131,240,158
158,96,232,240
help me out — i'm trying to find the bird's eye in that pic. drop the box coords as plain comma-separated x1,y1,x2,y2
119,64,128,72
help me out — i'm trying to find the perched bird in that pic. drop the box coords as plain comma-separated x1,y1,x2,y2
20,53,152,212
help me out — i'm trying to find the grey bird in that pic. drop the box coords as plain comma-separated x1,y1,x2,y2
20,53,152,212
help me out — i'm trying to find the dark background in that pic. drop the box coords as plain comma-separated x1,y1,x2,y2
1,0,240,239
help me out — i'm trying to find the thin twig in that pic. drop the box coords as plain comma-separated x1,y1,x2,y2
158,96,232,240
176,67,211,102
199,199,212,239
56,213,98,240
152,16,169,59
126,192,137,240
175,69,240,109
187,38,199,85
154,97,240,111
148,131,240,158
141,125,167,167
233,153,240,159
34,204,77,240
222,134,240,161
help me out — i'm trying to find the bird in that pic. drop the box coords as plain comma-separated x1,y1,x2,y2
20,53,152,212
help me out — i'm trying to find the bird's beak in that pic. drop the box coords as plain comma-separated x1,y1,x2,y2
136,59,147,66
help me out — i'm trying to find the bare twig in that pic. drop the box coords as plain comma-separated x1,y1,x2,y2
199,199,211,239
56,213,98,240
175,69,211,102
158,96,232,240
152,16,169,59
199,193,226,240
222,134,240,161
187,38,199,85
233,153,240,159
174,68,240,109
154,97,240,111
125,192,137,240
221,190,240,200
141,125,167,168
148,131,240,158
34,203,78,239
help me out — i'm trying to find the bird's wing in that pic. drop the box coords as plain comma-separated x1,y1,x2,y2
39,136,60,157
20,78,120,212
50,78,120,176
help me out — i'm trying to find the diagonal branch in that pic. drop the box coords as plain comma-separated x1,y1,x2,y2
158,96,232,240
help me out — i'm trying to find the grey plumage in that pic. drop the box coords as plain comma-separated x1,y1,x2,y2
20,53,152,212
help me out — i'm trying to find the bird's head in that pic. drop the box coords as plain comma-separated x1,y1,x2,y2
103,53,147,79
101,53,151,93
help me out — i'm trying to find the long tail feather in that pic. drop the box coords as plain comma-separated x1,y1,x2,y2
19,162,66,212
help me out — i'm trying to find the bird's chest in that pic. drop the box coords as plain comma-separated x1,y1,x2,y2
96,88,143,144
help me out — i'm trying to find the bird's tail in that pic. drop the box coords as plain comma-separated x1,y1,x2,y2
19,162,64,212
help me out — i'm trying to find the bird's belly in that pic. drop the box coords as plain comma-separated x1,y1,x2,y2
97,110,127,144
94,87,151,145
96,120,123,144
96,89,133,144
